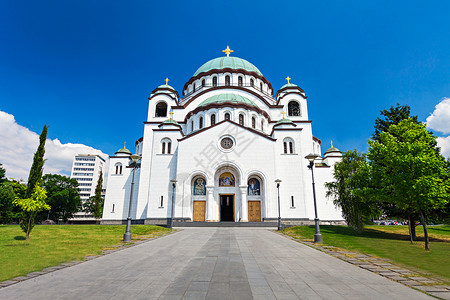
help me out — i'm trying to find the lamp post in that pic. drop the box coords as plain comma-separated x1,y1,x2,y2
123,154,141,242
305,153,322,243
275,179,282,231
170,179,177,232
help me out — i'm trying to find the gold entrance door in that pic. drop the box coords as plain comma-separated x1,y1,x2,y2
248,201,261,222
193,201,206,222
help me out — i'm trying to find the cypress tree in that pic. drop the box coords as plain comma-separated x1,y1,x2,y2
26,125,48,198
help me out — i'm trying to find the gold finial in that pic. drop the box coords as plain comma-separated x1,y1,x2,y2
164,78,170,85
124,141,127,148
331,140,333,148
286,76,291,84
282,110,286,119
169,109,174,120
222,46,234,57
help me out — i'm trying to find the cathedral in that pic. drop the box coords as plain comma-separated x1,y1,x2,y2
102,47,343,225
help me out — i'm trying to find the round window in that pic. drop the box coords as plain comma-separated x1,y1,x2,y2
221,137,234,149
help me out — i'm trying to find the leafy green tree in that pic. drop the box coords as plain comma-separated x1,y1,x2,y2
325,150,378,232
368,119,450,250
372,103,418,141
0,182,16,223
26,125,48,198
41,174,82,223
84,170,104,223
13,184,50,244
0,163,7,184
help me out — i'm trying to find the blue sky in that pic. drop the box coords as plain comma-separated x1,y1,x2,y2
1,1,449,178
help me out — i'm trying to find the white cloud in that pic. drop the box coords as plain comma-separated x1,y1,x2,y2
437,136,450,159
0,111,109,182
427,97,450,134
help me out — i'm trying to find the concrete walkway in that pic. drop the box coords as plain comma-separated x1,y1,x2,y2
0,228,433,300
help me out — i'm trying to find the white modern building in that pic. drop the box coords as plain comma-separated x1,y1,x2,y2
70,154,106,222
102,48,343,225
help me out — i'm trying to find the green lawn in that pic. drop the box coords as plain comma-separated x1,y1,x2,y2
282,225,450,282
0,224,169,282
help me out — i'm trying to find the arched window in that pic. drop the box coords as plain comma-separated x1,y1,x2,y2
288,101,301,116
283,138,295,154
155,102,167,117
211,114,216,125
239,114,244,126
212,77,218,86
250,78,254,87
191,120,194,131
115,163,122,175
202,79,205,87
193,176,206,195
161,138,172,154
225,112,231,120
225,75,230,86
199,116,203,129
252,116,256,128
238,76,243,86
261,120,264,130
260,82,263,91
192,83,196,92
248,178,261,195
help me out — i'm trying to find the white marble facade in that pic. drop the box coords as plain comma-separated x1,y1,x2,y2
102,49,343,224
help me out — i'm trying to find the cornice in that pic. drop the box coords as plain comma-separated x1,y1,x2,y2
183,102,271,123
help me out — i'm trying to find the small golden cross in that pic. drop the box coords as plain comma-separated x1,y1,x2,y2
285,76,291,84
169,110,174,120
282,110,286,119
222,46,234,57
165,78,170,85
124,141,127,148
331,140,333,148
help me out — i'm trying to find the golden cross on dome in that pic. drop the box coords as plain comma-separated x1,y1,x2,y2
164,78,170,85
222,46,234,57
331,140,333,148
169,109,174,120
124,142,127,148
285,76,291,84
282,110,286,119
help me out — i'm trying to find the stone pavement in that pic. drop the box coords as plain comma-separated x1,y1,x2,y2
0,228,436,299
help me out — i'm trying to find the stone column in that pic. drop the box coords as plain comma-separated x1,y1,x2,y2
206,186,217,221
239,185,248,222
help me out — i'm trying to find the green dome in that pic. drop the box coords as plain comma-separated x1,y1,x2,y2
157,84,175,90
275,118,294,125
161,119,180,125
198,94,257,107
280,83,298,89
116,147,131,155
194,57,263,77
324,146,341,154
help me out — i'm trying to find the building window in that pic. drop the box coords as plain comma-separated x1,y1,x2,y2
252,117,256,129
199,117,203,129
192,83,196,92
288,101,300,116
211,114,216,125
238,76,243,86
250,78,254,87
167,142,172,154
160,196,164,207
260,82,263,91
155,102,168,117
261,120,264,130
162,142,166,154
191,120,194,131
213,77,218,86
291,196,295,207
202,79,205,87
225,112,230,120
225,75,230,86
115,163,122,175
283,138,295,154
248,178,260,195
239,114,244,126
220,137,234,150
112,204,115,213
162,138,172,154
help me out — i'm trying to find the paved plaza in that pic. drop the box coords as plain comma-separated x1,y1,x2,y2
0,228,433,299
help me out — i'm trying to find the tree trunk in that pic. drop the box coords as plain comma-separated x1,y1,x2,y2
419,210,430,251
408,214,416,243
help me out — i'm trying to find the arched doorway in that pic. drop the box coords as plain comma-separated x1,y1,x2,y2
214,165,241,222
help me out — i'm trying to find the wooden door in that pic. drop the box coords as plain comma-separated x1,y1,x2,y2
193,201,206,222
248,201,261,222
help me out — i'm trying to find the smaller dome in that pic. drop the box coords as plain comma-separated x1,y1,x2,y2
157,84,176,90
116,147,131,155
199,94,257,107
324,146,341,155
275,118,294,125
162,119,180,125
280,83,298,89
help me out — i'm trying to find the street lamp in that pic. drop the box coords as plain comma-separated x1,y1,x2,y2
123,153,141,242
170,179,177,232
275,179,282,231
305,153,322,243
